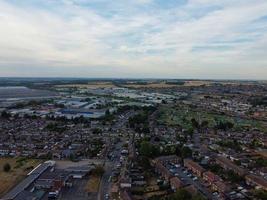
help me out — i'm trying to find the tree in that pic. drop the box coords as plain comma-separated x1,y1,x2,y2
92,165,105,177
138,156,151,170
226,170,244,183
185,128,194,138
191,118,199,129
92,128,102,134
254,190,267,200
181,146,192,158
215,120,234,131
192,194,206,200
139,141,160,158
1,111,11,119
170,189,191,200
255,158,267,167
3,163,11,172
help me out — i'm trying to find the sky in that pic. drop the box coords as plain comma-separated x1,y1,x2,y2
0,0,267,79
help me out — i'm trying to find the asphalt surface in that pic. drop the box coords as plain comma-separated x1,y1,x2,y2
167,164,213,199
98,141,123,200
59,179,89,200
98,111,135,200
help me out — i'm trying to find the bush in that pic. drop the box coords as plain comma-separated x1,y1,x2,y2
92,165,105,177
3,163,11,172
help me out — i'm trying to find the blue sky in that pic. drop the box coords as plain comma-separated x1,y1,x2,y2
0,0,267,79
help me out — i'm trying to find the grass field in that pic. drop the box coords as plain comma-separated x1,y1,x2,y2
183,81,212,86
0,157,41,197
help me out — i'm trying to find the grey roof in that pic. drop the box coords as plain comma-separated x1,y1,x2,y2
65,165,93,173
3,163,50,200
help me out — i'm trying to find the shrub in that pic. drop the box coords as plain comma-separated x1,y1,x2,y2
3,163,11,172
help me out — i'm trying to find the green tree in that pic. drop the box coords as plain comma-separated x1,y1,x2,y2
255,158,267,167
181,146,192,158
254,190,267,200
139,141,160,158
170,189,191,200
192,194,206,200
3,163,11,172
191,118,199,129
1,111,11,118
92,165,105,177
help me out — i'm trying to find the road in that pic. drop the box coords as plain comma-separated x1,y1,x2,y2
98,110,135,200
98,141,123,200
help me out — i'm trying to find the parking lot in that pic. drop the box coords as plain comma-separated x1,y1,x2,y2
165,163,214,199
59,179,90,200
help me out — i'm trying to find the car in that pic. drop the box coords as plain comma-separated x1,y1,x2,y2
193,177,198,181
212,192,218,196
116,163,121,168
105,194,109,199
175,164,180,168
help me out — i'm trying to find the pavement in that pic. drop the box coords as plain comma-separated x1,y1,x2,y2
167,164,213,199
59,178,91,200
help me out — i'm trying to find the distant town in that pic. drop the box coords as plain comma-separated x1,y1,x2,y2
0,78,266,200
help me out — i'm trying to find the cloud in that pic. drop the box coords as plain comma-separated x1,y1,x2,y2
0,0,266,79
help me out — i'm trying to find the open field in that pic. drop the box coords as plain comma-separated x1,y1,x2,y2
183,81,212,86
0,157,41,197
122,83,177,88
55,82,115,89
122,82,184,88
85,175,101,193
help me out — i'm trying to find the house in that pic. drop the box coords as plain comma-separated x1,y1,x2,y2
170,177,183,191
216,156,246,176
35,169,71,191
245,174,267,191
120,177,132,189
120,189,133,200
155,155,180,165
184,185,198,196
154,161,172,180
212,181,230,193
152,155,180,180
203,171,220,185
184,159,205,177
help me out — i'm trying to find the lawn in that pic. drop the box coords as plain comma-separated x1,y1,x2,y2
0,157,41,197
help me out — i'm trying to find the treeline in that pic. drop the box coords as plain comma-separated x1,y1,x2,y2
249,96,267,107
128,106,156,133
165,81,185,85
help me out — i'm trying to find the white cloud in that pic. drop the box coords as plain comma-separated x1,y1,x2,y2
0,0,266,79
